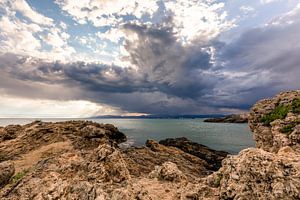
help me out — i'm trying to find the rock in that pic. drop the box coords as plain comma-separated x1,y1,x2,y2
149,162,186,182
80,125,106,139
0,161,15,187
123,140,212,181
0,125,22,141
0,120,126,162
218,148,300,200
204,114,249,123
249,90,300,152
159,137,228,170
215,90,300,199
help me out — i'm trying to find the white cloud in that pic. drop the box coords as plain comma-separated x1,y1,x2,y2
260,0,278,4
59,21,68,29
0,0,78,62
0,16,42,54
55,0,159,27
267,2,300,26
0,94,121,118
12,0,53,26
164,0,234,44
96,28,125,43
239,6,255,14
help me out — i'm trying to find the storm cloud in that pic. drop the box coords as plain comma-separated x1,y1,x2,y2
0,1,299,116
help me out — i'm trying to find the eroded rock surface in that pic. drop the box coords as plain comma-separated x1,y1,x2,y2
0,161,14,188
0,121,217,199
216,90,300,199
0,90,299,200
159,137,228,170
249,90,300,152
218,147,300,200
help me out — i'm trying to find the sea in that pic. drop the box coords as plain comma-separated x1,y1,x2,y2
0,118,255,154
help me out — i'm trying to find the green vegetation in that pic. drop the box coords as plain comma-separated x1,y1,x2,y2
280,118,300,135
11,169,29,183
280,124,295,134
260,105,289,126
214,174,223,187
260,99,300,126
290,99,300,113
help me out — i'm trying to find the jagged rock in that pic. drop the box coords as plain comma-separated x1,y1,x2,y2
218,147,300,200
123,140,212,181
0,121,216,199
0,120,126,162
149,162,186,182
1,90,299,200
159,137,228,170
204,114,249,123
0,161,15,188
249,90,300,152
0,125,22,141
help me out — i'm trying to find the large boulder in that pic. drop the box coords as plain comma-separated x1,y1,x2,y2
249,90,300,152
159,137,228,170
0,125,22,141
218,147,300,200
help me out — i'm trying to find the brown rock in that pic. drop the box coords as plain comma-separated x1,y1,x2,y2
149,162,186,182
249,90,300,152
0,125,22,141
159,137,228,170
0,161,15,188
123,140,211,181
218,148,300,200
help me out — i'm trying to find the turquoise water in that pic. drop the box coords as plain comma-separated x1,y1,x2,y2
0,118,255,154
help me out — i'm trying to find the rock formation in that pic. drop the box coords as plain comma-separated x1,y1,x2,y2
204,114,249,123
0,90,299,199
159,137,228,170
216,90,300,199
249,90,300,152
0,120,222,199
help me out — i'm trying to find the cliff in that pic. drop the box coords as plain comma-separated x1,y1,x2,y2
0,90,299,199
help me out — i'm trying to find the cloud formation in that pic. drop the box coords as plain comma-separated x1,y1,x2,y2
0,1,299,117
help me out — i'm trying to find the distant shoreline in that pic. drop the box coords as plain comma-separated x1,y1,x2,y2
90,114,225,119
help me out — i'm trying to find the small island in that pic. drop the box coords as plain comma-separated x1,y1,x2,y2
204,113,249,123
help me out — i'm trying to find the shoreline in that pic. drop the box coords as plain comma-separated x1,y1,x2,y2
0,90,299,199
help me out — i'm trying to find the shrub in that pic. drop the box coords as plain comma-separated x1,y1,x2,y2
214,174,223,187
260,98,300,126
280,124,295,134
11,169,29,183
290,99,300,113
260,105,289,126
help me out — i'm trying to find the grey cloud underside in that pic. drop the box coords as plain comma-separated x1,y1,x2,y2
0,17,299,114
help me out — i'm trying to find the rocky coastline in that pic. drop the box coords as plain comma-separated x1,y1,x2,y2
0,90,299,199
203,114,249,123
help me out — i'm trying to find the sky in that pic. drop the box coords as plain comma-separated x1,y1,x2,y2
0,0,299,118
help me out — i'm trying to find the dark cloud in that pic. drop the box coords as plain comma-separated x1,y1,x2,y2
0,10,300,115
215,12,300,107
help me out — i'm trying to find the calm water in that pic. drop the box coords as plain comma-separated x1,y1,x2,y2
0,118,255,154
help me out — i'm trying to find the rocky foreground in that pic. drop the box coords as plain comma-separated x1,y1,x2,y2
0,90,300,199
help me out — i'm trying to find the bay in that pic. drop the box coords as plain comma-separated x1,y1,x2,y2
0,118,255,154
